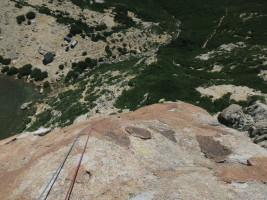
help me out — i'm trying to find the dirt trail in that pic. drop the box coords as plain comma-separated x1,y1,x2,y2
202,8,228,48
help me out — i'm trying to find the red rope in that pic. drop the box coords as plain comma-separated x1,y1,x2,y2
64,132,91,200
64,118,107,200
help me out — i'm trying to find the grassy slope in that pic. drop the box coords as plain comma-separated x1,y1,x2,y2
27,0,267,131
103,0,267,112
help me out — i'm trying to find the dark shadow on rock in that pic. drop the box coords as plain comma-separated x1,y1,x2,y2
196,135,232,163
125,126,152,140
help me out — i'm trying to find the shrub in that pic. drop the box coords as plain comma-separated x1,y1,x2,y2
85,59,97,69
82,52,87,56
69,24,83,35
113,5,135,27
2,58,11,65
1,66,9,73
14,117,31,134
7,67,19,75
66,70,75,81
65,46,69,52
27,107,37,116
16,15,26,24
43,81,50,88
105,45,112,57
26,11,36,20
67,33,73,38
59,64,64,70
95,23,107,31
71,62,77,68
130,50,137,54
27,109,52,131
85,57,91,64
31,68,48,81
15,3,23,9
0,55,3,63
128,80,134,87
39,6,51,15
91,34,98,42
18,64,32,76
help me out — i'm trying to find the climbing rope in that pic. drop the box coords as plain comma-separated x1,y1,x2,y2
37,130,84,200
64,132,91,200
38,118,106,200
64,118,107,200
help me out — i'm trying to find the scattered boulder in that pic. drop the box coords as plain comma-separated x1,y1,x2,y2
218,104,254,130
249,121,267,138
20,101,32,110
254,133,267,144
218,101,267,147
247,101,267,122
39,88,44,94
33,127,51,136
38,48,46,55
218,104,243,125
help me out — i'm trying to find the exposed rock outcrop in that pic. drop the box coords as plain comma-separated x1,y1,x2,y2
218,101,267,147
32,127,51,136
248,101,267,122
20,101,32,110
218,104,254,130
0,102,267,199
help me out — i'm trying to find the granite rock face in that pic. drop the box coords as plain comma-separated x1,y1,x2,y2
0,102,267,200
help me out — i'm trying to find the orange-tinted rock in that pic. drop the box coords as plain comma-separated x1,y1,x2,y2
0,102,266,199
92,118,130,147
247,157,267,167
218,165,267,183
217,156,267,183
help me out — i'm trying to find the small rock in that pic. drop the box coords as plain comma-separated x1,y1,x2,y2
253,133,267,144
33,128,51,136
56,76,62,82
38,48,46,55
248,101,267,122
20,101,32,110
249,121,267,138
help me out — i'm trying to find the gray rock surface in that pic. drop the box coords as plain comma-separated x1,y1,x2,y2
248,101,267,122
218,104,254,131
218,101,267,147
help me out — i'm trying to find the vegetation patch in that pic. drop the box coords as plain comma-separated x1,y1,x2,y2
9,0,267,131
